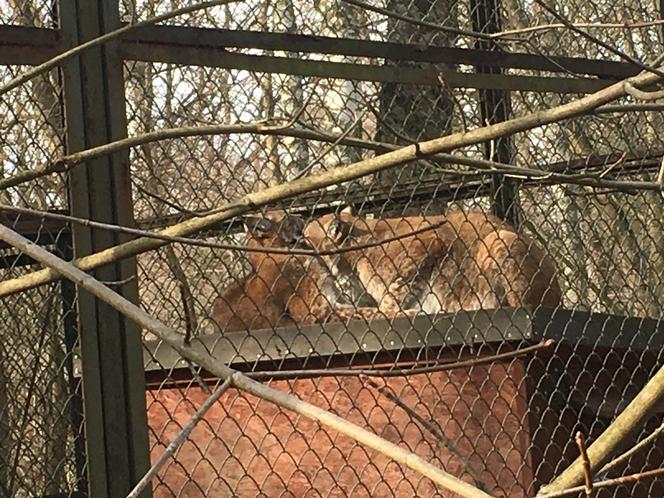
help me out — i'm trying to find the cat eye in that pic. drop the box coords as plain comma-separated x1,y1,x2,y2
287,216,306,235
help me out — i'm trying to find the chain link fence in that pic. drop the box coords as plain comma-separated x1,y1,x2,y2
1,0,664,496
0,5,85,497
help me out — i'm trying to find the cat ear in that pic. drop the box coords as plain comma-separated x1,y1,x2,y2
281,216,306,245
244,216,274,239
340,205,354,216
327,217,351,243
292,216,306,234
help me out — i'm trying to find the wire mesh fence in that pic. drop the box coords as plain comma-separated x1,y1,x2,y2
0,1,57,26
1,0,664,497
0,10,83,491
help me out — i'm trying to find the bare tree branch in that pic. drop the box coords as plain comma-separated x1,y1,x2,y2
247,340,554,380
163,246,210,393
1,64,663,298
658,154,664,200
598,420,664,476
341,0,664,47
540,357,664,493
340,0,507,42
593,103,664,113
531,0,664,78
0,223,493,498
492,19,664,39
163,247,198,342
624,81,664,101
0,121,282,190
1,120,660,194
0,203,450,257
293,112,367,180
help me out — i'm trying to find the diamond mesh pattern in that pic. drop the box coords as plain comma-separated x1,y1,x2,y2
2,0,664,496
0,26,82,494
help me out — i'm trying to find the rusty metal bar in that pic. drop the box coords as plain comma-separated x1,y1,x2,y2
121,25,638,79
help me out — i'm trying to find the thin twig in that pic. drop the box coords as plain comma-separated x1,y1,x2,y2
490,19,664,39
340,0,507,42
437,74,470,132
364,93,470,174
542,357,664,491
0,0,243,97
365,99,419,146
100,275,136,287
532,0,664,79
135,184,197,215
361,375,486,490
263,79,320,130
0,203,449,256
293,111,367,180
598,152,626,179
559,186,634,197
363,96,456,172
537,467,664,498
0,223,492,498
486,119,496,162
7,292,56,495
163,245,210,394
341,0,664,49
576,432,595,497
246,340,555,380
658,155,664,199
164,247,198,342
0,120,294,191
126,377,233,498
2,121,662,194
599,419,664,476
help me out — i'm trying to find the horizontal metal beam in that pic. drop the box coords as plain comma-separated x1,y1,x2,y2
0,210,69,250
140,307,534,374
124,25,638,79
99,307,664,380
137,176,494,231
533,308,664,352
0,25,62,65
121,42,610,94
1,23,637,83
0,24,631,94
547,150,663,173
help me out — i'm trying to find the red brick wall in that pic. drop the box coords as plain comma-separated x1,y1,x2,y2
146,361,532,497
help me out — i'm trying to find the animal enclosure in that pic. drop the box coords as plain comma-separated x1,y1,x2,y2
1,0,664,497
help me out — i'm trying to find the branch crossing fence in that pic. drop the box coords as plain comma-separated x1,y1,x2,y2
0,0,663,497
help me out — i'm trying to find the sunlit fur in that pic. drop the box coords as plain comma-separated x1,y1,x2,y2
212,210,410,332
303,206,562,315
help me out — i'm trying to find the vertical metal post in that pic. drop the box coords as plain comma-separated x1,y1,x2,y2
58,1,151,497
470,0,520,225
660,0,664,43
